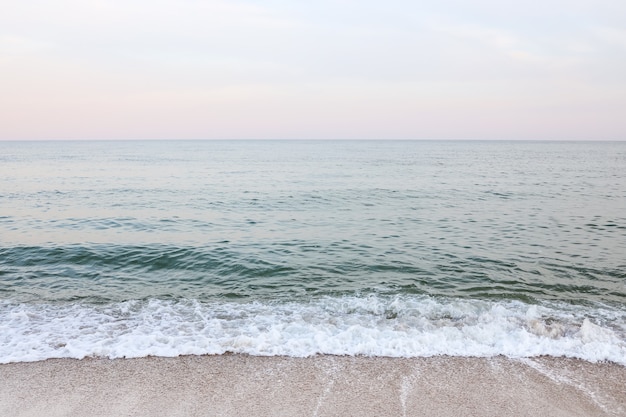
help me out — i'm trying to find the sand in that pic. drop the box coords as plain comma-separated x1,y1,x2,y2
0,355,624,417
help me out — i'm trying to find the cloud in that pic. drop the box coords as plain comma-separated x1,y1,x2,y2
0,35,55,57
1,0,625,140
436,24,518,50
593,27,626,48
430,21,568,67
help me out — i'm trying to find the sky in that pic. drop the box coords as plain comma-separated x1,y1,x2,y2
1,0,625,140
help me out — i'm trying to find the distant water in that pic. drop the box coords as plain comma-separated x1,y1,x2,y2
1,140,625,364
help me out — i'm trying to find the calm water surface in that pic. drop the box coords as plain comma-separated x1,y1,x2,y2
1,140,625,363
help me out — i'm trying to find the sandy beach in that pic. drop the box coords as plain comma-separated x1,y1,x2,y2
1,355,624,417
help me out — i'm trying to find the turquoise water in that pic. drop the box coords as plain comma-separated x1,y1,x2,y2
1,140,625,363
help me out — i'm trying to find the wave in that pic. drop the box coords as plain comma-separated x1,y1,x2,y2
1,295,624,365
3,244,626,306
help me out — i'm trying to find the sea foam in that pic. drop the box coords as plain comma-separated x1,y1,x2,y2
1,295,624,365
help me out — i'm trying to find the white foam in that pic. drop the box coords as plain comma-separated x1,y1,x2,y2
1,296,624,365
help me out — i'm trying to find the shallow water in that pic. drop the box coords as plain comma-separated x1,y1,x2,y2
1,140,625,363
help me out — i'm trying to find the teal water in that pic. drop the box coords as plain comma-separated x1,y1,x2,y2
1,140,625,363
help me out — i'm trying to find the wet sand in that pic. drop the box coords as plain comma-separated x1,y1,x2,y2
1,355,624,417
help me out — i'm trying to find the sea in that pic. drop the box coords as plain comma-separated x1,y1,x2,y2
1,140,625,365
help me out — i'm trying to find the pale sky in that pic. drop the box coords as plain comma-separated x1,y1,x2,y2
1,0,625,140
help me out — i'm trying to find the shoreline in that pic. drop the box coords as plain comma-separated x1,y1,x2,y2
1,355,625,416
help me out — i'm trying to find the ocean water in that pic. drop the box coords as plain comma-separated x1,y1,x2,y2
1,140,625,364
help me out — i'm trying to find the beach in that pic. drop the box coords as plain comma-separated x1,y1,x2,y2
1,355,624,417
1,141,625,416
